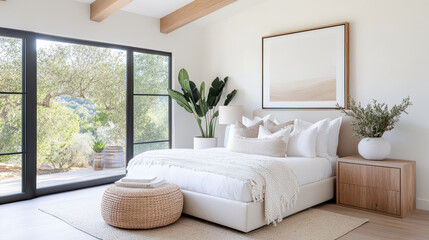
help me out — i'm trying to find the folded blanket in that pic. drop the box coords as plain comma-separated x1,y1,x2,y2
121,176,157,183
128,148,300,225
115,177,165,188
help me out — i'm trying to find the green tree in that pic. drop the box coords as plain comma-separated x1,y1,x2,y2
37,102,80,169
134,53,170,145
0,37,22,164
36,40,127,167
0,36,22,92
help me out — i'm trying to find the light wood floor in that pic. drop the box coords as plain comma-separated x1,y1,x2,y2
0,185,428,240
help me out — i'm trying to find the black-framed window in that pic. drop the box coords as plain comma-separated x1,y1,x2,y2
0,27,172,204
0,35,24,197
132,52,171,156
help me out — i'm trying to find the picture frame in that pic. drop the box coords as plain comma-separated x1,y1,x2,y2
262,22,349,109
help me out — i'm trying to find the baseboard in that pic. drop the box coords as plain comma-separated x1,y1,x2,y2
416,198,429,211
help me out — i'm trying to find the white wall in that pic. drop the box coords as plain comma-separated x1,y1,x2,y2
0,0,202,148
201,0,429,210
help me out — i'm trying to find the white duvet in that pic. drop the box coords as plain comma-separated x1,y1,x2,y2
128,148,334,203
128,148,302,225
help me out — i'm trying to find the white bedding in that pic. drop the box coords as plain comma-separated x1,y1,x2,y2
127,148,335,203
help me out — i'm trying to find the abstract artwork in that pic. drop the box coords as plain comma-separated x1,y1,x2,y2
262,23,349,109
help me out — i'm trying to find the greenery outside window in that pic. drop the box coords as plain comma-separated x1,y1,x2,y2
0,27,172,204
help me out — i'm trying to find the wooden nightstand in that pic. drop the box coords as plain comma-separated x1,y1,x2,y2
336,156,416,218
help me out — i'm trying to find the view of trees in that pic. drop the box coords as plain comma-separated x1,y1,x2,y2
0,36,22,163
134,52,170,147
0,37,170,175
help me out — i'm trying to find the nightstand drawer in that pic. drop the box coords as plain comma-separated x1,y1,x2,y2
339,183,400,215
339,162,400,191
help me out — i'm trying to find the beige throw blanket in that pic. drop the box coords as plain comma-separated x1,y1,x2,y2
128,148,300,225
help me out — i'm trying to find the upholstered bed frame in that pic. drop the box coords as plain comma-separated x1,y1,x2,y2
182,110,359,232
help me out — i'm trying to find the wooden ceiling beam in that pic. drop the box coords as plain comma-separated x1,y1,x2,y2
90,0,133,22
160,0,237,34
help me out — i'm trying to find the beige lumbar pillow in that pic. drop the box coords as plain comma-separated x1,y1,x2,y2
228,136,287,158
234,120,263,138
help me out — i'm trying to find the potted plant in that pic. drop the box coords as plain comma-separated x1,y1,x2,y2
92,139,106,170
338,97,412,160
168,68,237,149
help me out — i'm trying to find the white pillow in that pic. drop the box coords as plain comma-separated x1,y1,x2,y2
294,119,330,158
258,125,292,157
258,125,292,143
242,114,272,127
228,136,287,158
327,117,342,157
287,123,318,158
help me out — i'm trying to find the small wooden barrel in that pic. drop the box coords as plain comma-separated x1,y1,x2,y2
103,146,125,168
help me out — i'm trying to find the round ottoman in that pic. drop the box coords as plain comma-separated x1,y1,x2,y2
101,183,183,229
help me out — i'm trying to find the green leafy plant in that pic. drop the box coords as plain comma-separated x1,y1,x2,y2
338,97,412,138
92,139,106,153
168,68,237,138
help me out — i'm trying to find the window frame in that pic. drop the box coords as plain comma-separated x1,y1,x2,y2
131,50,172,157
0,27,172,204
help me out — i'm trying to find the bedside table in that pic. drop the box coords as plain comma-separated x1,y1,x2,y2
336,156,416,218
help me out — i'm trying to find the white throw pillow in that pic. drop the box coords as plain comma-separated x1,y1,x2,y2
258,125,292,143
258,125,292,157
287,123,318,158
327,117,343,157
294,119,330,158
242,114,272,127
228,136,287,158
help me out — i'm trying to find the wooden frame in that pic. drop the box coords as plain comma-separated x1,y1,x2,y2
262,22,349,109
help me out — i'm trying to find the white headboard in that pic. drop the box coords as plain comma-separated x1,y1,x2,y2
253,109,359,157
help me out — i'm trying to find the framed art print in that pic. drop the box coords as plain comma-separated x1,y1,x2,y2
262,22,349,109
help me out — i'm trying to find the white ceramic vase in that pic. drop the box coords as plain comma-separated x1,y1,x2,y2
358,137,391,160
193,137,218,149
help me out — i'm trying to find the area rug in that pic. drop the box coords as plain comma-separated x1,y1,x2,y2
39,196,368,240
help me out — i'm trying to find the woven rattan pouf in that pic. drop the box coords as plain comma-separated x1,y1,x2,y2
101,183,183,229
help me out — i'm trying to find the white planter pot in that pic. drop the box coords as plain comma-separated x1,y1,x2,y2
358,137,391,160
194,137,218,150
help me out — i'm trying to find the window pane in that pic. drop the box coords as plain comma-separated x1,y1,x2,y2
134,142,169,156
134,52,169,94
0,154,22,196
134,96,169,143
0,94,22,154
0,36,22,92
36,39,126,188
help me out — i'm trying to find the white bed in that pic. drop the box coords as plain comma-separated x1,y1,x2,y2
128,148,335,203
127,110,359,232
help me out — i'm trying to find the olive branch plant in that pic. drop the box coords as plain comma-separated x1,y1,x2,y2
337,97,412,138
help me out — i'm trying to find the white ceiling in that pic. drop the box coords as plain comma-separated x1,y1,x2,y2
74,0,265,26
75,0,194,18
